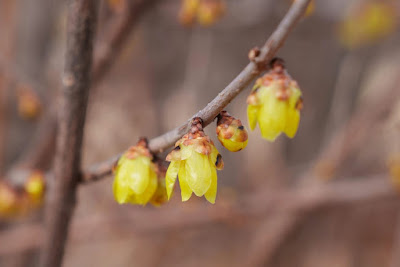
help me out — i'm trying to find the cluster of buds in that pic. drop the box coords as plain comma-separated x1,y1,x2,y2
0,171,45,219
166,118,223,204
113,138,168,206
247,58,303,141
179,0,226,27
216,111,248,152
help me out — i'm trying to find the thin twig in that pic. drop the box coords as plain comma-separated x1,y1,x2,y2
39,1,98,266
1,174,396,255
92,0,160,86
82,0,313,183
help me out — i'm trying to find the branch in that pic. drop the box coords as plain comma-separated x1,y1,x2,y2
1,174,396,255
92,0,160,86
82,0,313,183
4,0,160,184
39,1,98,266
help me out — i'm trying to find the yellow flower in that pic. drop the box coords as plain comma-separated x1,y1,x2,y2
197,0,225,26
338,1,397,49
179,0,225,27
24,171,45,205
165,118,224,204
113,139,158,206
247,58,303,141
216,111,248,152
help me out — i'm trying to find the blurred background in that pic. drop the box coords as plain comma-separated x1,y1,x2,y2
1,0,400,266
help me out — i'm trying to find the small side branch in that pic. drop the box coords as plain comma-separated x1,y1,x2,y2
39,1,98,267
82,0,312,183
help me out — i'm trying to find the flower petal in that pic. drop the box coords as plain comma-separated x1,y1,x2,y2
178,163,192,201
126,156,150,194
185,152,212,196
166,160,180,200
130,168,158,205
112,176,131,204
247,105,259,131
258,89,287,141
204,164,218,204
284,108,300,138
180,144,193,160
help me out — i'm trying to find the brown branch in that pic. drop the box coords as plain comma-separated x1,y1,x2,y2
39,1,98,266
4,0,159,184
92,0,159,86
1,174,397,255
82,0,313,183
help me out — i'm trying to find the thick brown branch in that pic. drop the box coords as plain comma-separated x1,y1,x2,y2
82,0,312,183
39,1,98,267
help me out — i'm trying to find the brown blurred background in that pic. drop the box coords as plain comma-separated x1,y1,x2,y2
1,0,400,266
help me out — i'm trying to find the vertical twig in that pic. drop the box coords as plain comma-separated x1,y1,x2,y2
40,1,98,266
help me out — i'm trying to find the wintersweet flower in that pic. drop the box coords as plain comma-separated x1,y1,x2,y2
247,58,303,141
165,118,224,204
216,111,248,152
24,171,45,205
113,138,158,206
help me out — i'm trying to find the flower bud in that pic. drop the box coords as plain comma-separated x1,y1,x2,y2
24,171,45,205
216,111,248,152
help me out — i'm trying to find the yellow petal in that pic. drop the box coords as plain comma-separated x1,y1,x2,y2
258,95,287,141
126,156,150,194
112,176,132,204
247,105,259,130
178,163,193,201
130,168,158,205
184,152,212,196
284,108,300,138
166,160,180,200
204,164,218,204
180,144,193,160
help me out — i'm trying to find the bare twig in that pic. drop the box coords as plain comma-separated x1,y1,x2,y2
39,1,98,266
82,0,313,183
1,174,396,255
92,0,160,86
4,0,160,185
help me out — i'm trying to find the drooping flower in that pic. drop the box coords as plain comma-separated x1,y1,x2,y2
247,58,303,141
113,138,159,206
165,118,224,204
179,0,225,27
216,111,248,152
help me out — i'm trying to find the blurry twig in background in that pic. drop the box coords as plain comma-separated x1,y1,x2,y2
0,173,395,256
39,1,98,266
82,0,313,183
92,0,160,86
4,0,161,185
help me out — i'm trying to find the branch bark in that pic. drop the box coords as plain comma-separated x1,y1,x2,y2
39,1,98,266
82,0,312,183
